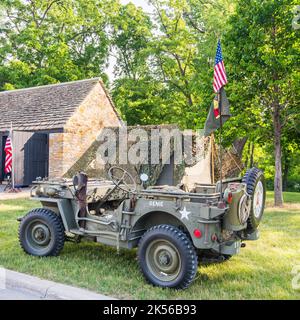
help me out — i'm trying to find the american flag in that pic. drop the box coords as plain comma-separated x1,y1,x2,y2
4,136,12,174
213,40,228,93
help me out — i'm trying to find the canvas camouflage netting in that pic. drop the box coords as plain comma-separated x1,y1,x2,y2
65,125,183,185
64,125,242,187
212,143,244,182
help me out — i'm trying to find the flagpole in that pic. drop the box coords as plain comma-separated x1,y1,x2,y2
211,133,215,184
218,92,223,200
210,38,227,199
10,122,15,190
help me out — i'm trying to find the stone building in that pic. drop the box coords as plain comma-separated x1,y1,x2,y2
0,78,122,186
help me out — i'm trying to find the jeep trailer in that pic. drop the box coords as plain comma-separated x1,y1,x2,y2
18,166,266,289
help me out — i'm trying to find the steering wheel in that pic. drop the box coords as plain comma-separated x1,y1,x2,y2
108,166,137,193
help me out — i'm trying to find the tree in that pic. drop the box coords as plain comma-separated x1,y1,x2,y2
111,0,206,128
110,0,235,129
109,3,163,125
225,0,300,206
0,0,114,89
281,117,300,191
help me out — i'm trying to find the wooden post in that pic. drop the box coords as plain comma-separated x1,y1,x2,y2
10,122,15,190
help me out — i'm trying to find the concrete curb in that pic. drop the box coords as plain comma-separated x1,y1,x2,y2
3,269,116,300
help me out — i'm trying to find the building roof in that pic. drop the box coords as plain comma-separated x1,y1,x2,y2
0,78,121,131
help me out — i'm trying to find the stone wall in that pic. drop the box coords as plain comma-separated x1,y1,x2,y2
48,82,122,178
48,132,64,178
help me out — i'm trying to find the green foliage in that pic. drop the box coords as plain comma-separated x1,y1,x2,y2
0,0,235,129
0,0,112,89
0,0,299,188
224,0,300,198
110,0,236,128
224,0,299,137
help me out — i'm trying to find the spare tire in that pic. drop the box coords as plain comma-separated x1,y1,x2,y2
242,167,266,232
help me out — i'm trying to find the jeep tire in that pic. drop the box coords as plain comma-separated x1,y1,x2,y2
19,208,65,257
138,224,198,289
242,167,266,232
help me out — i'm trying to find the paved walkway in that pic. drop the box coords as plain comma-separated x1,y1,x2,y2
0,288,48,300
0,185,31,200
0,269,115,300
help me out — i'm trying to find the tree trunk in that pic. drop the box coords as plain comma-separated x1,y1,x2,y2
232,137,248,158
273,99,283,206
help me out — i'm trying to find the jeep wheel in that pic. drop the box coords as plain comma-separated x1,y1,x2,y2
138,225,198,289
19,208,65,257
242,167,266,232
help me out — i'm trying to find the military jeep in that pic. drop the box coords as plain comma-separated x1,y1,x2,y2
18,166,265,289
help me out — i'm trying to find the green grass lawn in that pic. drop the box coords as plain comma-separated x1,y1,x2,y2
0,193,300,299
266,191,300,204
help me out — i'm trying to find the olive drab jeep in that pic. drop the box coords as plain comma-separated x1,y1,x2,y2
18,166,266,289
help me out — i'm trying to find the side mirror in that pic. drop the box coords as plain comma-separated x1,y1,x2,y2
140,173,149,183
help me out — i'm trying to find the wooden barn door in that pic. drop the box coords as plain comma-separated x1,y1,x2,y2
24,133,49,185
0,135,7,182
14,132,49,186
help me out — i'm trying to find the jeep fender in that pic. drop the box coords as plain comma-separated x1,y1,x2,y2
31,197,77,231
130,209,219,249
